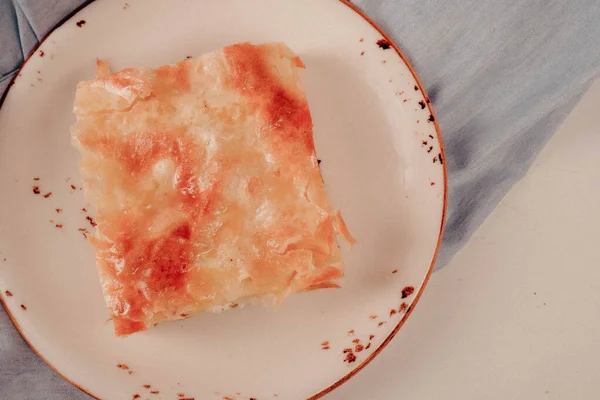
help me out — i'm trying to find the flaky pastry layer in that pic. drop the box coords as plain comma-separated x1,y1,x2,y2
72,43,354,336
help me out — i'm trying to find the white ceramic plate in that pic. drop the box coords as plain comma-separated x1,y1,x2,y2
0,1,446,399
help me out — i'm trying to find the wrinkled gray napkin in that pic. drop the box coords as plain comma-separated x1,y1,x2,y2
1,0,600,398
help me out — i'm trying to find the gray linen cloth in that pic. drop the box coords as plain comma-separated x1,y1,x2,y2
1,0,599,398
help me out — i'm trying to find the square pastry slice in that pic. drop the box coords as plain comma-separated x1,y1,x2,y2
71,42,354,336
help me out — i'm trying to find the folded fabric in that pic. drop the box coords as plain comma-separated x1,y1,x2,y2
1,0,600,399
354,0,600,267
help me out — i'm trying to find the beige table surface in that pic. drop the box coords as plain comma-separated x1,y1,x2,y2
328,80,600,400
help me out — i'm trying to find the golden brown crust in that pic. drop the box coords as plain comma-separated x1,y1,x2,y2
72,43,352,336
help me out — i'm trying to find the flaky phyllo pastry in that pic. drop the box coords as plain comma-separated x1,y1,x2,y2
71,42,354,336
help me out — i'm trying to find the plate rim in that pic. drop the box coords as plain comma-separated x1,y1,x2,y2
308,2,447,398
0,1,448,399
